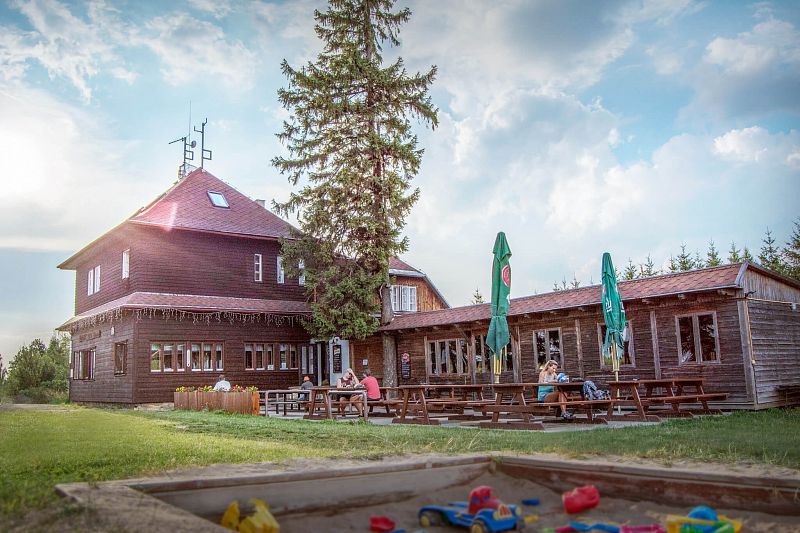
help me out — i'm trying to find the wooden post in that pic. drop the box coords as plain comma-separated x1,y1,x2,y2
575,319,584,379
650,310,661,380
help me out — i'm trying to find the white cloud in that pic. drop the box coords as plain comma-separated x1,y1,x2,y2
135,13,257,89
713,126,800,165
187,0,233,19
0,86,161,250
681,14,800,120
0,0,125,102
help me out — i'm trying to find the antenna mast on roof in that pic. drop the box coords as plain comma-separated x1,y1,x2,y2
168,135,196,179
193,118,212,169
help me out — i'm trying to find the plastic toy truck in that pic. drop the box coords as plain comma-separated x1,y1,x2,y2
418,485,525,533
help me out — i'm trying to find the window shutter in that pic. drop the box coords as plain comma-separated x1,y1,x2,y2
277,256,285,283
254,254,262,282
298,260,305,286
94,266,101,293
400,286,409,311
87,269,93,295
390,286,398,311
409,286,417,311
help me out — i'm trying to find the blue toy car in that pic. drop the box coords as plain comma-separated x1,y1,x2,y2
418,486,525,533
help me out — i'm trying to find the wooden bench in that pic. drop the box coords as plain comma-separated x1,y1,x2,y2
645,392,728,415
483,399,613,423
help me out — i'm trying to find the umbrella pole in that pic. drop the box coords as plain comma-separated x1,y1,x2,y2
613,343,621,415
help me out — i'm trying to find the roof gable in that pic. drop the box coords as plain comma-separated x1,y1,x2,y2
130,168,294,239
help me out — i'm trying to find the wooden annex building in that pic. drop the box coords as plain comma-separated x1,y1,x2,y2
380,263,800,409
57,169,447,404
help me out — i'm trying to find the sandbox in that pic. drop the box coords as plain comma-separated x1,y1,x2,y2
56,455,800,532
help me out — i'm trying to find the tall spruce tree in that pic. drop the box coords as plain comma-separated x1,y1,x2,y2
272,0,437,387
743,246,754,262
676,243,695,271
668,255,678,273
727,242,742,263
706,239,721,267
783,218,800,281
759,227,784,273
570,274,581,289
470,288,485,305
639,254,657,277
622,258,637,280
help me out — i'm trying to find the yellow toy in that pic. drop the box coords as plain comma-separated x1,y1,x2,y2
221,498,280,533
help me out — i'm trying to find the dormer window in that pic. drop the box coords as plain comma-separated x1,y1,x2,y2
207,191,229,208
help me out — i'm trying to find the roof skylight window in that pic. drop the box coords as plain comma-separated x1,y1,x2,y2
207,191,229,208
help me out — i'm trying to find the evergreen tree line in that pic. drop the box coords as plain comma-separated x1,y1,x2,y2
0,334,70,403
554,219,800,290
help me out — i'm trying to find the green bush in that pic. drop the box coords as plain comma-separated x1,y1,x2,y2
5,335,69,404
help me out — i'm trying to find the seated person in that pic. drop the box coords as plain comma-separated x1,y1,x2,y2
538,360,572,419
336,368,359,415
298,375,314,411
355,369,381,416
213,374,231,392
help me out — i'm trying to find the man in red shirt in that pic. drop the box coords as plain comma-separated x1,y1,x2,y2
360,369,380,401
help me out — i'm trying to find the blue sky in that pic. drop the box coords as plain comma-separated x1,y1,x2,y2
1,0,798,360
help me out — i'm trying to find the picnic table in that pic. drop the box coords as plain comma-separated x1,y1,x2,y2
392,384,492,425
303,386,369,421
262,388,306,416
479,382,612,430
607,378,728,421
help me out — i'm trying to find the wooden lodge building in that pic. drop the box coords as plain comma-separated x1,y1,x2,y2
58,168,799,408
381,263,800,409
57,169,447,404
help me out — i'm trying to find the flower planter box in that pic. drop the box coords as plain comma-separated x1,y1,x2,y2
174,391,259,415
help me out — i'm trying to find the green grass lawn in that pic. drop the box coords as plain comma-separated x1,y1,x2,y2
2,407,799,517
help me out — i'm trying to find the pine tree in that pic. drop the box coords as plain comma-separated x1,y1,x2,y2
743,247,754,262
470,288,485,305
759,227,784,273
623,258,637,280
639,254,657,277
706,239,722,267
676,243,695,271
561,277,569,290
668,255,678,273
272,0,437,387
0,353,6,385
552,282,561,292
727,242,741,264
570,274,581,289
783,218,800,281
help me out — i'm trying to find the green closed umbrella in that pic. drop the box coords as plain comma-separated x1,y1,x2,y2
601,252,627,379
486,232,512,381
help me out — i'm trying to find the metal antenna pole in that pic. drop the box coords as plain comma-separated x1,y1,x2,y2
193,118,212,169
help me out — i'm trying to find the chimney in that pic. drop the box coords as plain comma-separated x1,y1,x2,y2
255,199,266,208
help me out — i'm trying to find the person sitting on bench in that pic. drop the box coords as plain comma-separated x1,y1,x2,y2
538,360,573,420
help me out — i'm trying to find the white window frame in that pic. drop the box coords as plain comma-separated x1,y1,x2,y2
122,249,130,279
597,321,636,368
277,256,285,284
207,191,229,208
391,285,417,312
426,338,468,376
298,259,305,286
93,265,101,293
675,312,721,365
533,328,564,369
254,254,263,282
87,269,94,295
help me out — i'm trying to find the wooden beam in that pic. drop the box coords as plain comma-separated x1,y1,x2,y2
575,318,584,379
650,310,661,380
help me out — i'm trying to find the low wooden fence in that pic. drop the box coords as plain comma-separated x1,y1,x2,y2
173,391,259,415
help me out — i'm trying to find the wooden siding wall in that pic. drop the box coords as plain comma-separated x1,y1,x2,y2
72,224,306,315
392,275,448,312
131,314,311,403
349,338,385,381
69,317,135,403
70,311,312,404
748,299,800,407
389,294,750,404
742,270,800,303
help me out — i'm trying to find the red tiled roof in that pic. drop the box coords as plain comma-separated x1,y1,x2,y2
389,257,421,273
58,292,310,330
381,263,745,331
130,168,294,239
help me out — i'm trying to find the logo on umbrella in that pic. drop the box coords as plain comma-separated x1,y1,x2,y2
501,265,510,287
